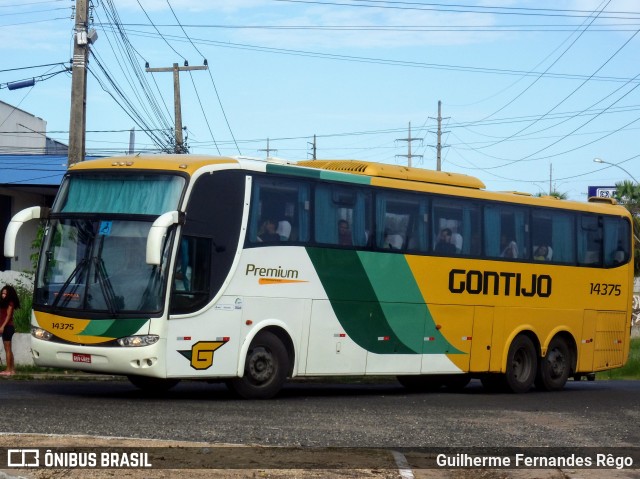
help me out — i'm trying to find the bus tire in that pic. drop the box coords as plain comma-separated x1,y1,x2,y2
127,375,180,393
227,331,289,399
504,334,537,393
535,336,572,391
397,375,443,392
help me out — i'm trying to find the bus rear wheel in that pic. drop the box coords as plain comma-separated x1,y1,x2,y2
504,334,537,393
227,331,289,399
536,336,572,391
128,375,180,393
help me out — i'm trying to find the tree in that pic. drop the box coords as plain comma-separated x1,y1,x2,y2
614,180,640,276
534,190,568,200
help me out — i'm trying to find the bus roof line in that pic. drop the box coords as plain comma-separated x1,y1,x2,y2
297,159,486,190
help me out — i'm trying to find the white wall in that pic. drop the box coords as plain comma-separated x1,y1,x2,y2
0,101,46,154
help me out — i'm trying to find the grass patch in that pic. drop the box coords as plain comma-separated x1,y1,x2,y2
597,337,640,380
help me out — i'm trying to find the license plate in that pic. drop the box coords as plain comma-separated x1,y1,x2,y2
72,353,91,364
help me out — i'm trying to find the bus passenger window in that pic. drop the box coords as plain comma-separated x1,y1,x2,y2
577,215,602,266
432,198,480,256
248,177,310,245
532,210,574,263
604,217,630,267
315,185,370,247
484,204,528,260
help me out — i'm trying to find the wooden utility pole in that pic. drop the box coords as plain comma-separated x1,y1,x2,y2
396,122,422,167
145,62,208,154
68,0,90,166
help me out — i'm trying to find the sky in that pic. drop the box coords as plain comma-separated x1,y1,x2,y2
0,0,639,200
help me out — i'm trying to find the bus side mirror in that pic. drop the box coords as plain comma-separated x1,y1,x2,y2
4,206,49,258
146,211,180,265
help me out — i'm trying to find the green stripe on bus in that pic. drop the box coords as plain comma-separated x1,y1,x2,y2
357,252,461,355
306,247,460,354
80,319,148,338
266,164,371,185
306,247,414,354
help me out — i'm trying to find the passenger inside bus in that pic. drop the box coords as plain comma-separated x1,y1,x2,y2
258,219,281,242
534,245,550,261
500,236,519,258
338,219,352,245
434,228,457,255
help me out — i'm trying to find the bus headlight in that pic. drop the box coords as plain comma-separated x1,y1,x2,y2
117,335,159,347
31,327,53,341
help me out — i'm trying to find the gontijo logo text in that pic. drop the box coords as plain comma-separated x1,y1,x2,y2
245,263,307,285
449,269,552,298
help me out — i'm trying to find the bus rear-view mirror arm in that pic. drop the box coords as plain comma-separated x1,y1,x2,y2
146,210,182,265
4,206,50,258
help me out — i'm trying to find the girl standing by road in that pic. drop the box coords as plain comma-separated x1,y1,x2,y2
0,285,20,376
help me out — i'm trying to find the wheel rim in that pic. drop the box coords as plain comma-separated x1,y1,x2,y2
546,347,566,379
247,347,275,384
513,347,533,381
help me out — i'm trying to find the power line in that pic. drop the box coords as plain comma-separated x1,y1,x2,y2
98,26,640,84
271,0,640,19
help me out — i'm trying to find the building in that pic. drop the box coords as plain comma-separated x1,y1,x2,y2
0,154,67,272
0,100,68,155
0,100,70,271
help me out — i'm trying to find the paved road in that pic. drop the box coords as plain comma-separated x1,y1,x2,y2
0,377,639,448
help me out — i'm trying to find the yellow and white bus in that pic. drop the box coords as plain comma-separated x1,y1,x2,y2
4,155,634,397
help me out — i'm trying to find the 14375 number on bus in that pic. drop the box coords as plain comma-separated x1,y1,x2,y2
590,283,622,296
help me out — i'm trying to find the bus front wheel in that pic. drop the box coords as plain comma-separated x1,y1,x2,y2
227,331,289,399
536,336,572,391
504,334,537,393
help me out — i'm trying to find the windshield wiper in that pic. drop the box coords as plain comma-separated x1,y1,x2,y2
93,257,120,317
51,258,88,311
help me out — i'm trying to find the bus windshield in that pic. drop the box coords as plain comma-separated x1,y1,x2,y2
35,218,172,316
34,172,186,317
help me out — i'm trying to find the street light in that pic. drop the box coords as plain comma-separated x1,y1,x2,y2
593,158,638,183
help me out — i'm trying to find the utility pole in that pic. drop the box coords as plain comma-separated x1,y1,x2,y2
308,134,317,160
396,122,422,167
128,127,135,155
68,0,90,166
428,100,449,171
145,62,208,154
259,138,277,158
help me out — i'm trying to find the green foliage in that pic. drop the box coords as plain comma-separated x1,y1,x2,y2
11,275,33,333
613,180,640,276
534,190,568,199
29,224,45,274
